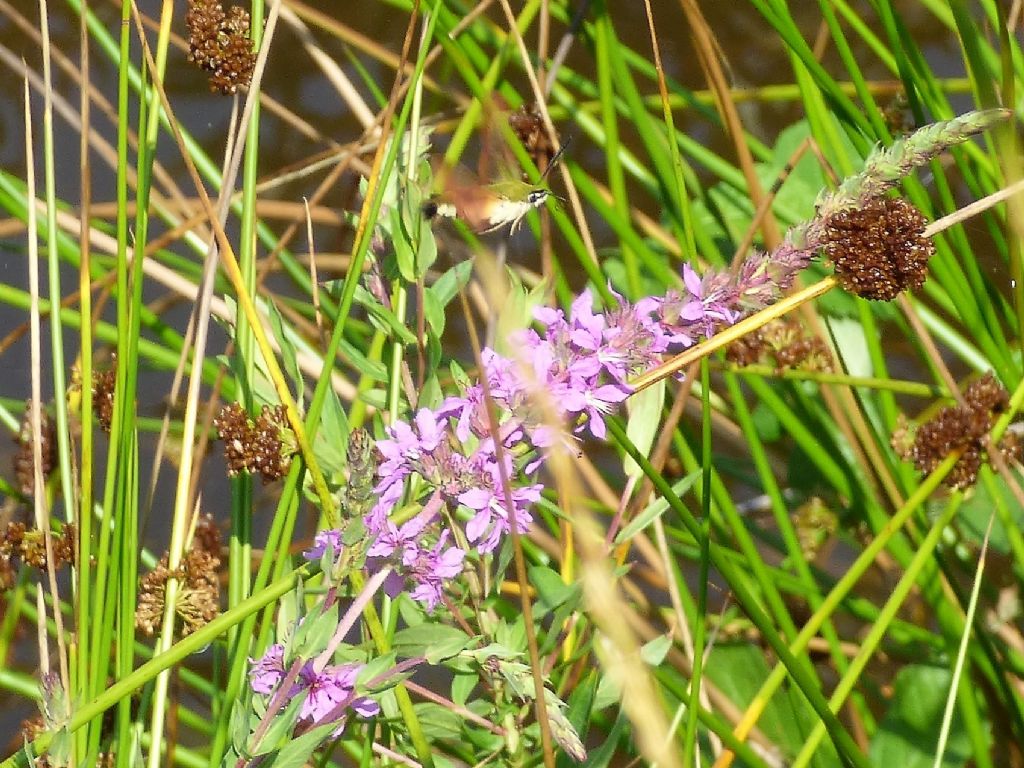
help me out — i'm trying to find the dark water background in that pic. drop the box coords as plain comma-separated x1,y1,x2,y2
0,0,963,751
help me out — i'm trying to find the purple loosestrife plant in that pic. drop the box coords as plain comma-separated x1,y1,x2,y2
238,112,1004,767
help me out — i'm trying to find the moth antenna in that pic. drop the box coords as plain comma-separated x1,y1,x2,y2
539,136,571,182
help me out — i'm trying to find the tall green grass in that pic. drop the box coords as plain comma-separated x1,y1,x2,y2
0,1,1022,767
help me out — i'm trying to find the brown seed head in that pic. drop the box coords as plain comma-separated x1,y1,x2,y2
907,373,1020,489
250,405,294,482
509,104,557,168
726,318,830,372
822,197,934,301
13,401,57,496
213,403,294,482
136,540,221,636
186,0,255,94
92,365,117,433
213,402,251,477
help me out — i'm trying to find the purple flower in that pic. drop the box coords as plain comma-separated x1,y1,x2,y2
559,382,631,439
658,264,740,344
458,454,540,553
303,529,344,561
404,531,466,610
249,643,285,694
249,648,379,733
599,293,672,379
367,499,466,611
297,662,379,726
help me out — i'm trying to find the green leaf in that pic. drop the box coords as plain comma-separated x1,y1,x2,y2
828,316,873,378
422,283,445,336
494,616,527,654
593,671,621,711
290,605,338,658
582,708,628,768
275,588,301,646
624,378,664,479
705,642,819,756
450,359,471,390
392,624,474,663
451,672,477,707
614,470,701,545
529,566,579,612
413,702,464,739
557,672,597,768
639,634,672,666
230,699,254,757
429,259,474,308
357,651,399,692
869,665,973,768
391,205,417,283
330,335,387,381
353,285,418,345
419,371,442,411
266,297,304,410
264,721,336,768
396,592,428,628
250,697,304,757
313,385,349,476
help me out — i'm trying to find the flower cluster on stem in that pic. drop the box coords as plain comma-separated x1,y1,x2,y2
245,111,1004,754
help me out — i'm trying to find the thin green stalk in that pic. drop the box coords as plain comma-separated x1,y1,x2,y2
224,0,265,684
790,495,963,767
593,11,637,297
682,361,711,767
39,0,76,541
607,418,870,768
75,1,95,758
86,0,134,757
723,371,869,726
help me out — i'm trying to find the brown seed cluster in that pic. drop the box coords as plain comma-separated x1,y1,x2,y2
12,401,57,496
213,402,295,482
136,515,221,637
186,0,256,95
906,373,1020,489
92,364,117,433
822,196,934,301
726,318,830,372
509,104,558,169
0,521,77,589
